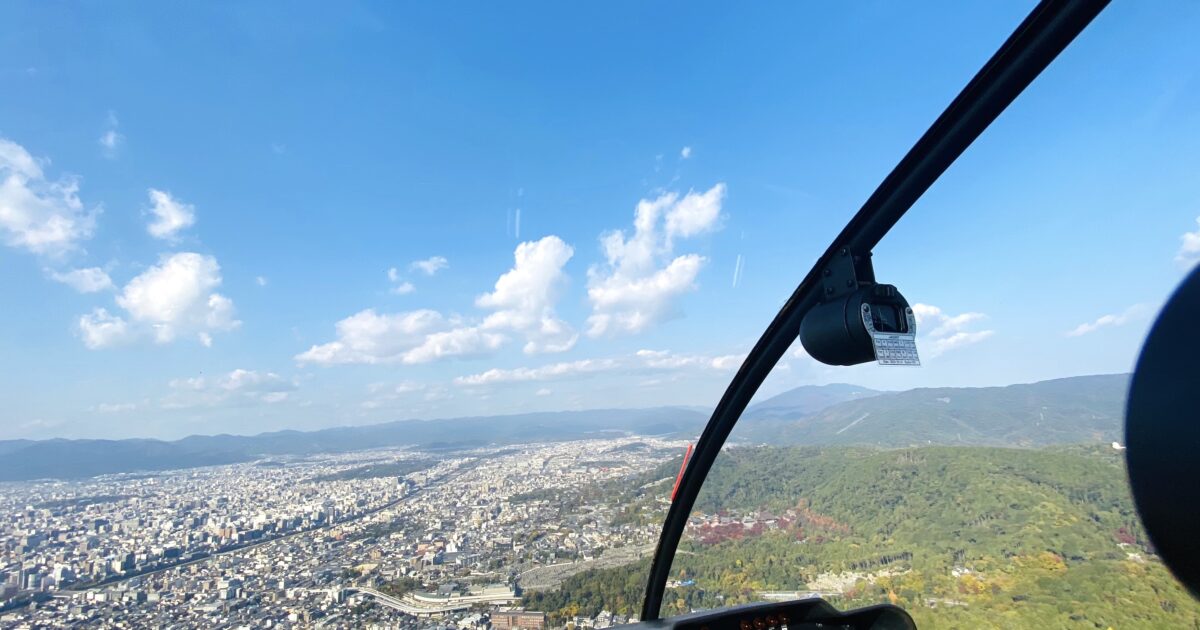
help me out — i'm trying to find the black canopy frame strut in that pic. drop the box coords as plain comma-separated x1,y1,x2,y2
640,0,1109,620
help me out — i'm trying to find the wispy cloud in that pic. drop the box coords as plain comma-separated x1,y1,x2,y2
454,358,618,386
99,111,123,159
453,348,743,386
163,368,296,409
731,254,744,288
1066,304,1150,337
48,267,114,293
680,146,692,159
912,303,994,357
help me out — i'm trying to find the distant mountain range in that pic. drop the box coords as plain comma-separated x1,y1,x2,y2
0,408,708,482
744,383,880,420
0,374,1129,481
737,374,1129,448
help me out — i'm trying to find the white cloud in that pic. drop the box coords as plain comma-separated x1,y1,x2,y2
454,358,618,386
635,349,745,370
386,267,416,294
117,253,239,344
404,326,506,364
0,138,98,256
453,349,742,387
681,146,692,159
256,276,268,287
1066,304,1150,337
536,388,551,397
301,238,575,366
79,252,240,348
164,369,296,408
587,183,726,336
78,308,132,349
49,267,113,293
145,189,196,241
1176,216,1200,268
394,381,424,394
911,303,994,357
410,256,449,276
296,309,504,365
477,235,577,353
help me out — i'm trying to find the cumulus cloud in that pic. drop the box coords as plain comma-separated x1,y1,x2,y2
587,183,726,336
1176,216,1200,268
164,369,296,408
0,138,98,256
911,303,994,357
410,256,448,276
478,235,577,353
78,252,240,348
681,146,692,159
1066,304,1150,337
301,237,576,364
48,267,113,293
145,189,196,241
296,309,504,365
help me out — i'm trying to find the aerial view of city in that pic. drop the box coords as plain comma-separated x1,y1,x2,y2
4,1,1200,628
1,437,680,627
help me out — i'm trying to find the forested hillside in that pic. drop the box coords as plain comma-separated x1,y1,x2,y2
524,444,1200,628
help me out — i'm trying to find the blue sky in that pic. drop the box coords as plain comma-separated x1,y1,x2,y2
2,2,1198,440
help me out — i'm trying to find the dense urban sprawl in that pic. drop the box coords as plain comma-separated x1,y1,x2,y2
0,437,683,628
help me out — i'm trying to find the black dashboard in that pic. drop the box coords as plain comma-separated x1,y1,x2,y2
622,598,914,630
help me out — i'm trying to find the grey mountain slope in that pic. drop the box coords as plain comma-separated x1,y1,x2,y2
744,383,881,420
736,374,1128,447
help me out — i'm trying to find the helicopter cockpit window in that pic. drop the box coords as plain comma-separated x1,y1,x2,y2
2,2,1199,629
649,2,1200,626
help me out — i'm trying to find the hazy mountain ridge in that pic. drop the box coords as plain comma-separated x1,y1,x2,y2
0,374,1129,481
0,408,707,481
738,374,1128,447
744,383,880,420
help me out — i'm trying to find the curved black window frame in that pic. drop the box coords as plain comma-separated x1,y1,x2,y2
640,0,1111,620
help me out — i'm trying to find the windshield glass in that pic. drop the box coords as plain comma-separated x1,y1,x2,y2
646,4,1200,628
2,2,1199,628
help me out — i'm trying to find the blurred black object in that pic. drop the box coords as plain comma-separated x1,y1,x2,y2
1126,264,1200,598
